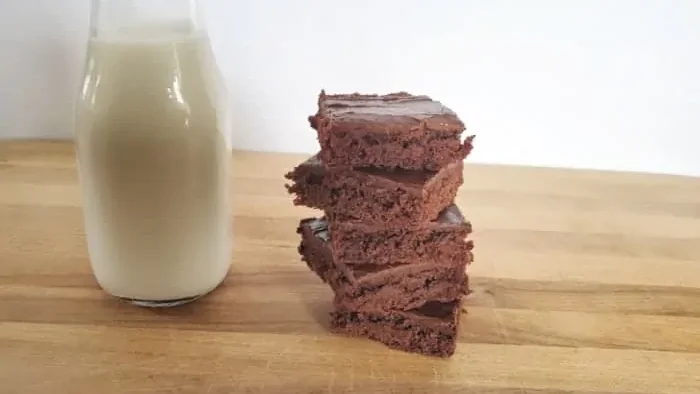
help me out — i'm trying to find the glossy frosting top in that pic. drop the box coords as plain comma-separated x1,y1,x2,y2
322,91,457,120
315,90,464,131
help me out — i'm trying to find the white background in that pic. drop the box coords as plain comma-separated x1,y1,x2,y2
1,0,699,176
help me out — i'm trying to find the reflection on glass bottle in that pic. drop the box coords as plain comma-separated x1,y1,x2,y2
75,0,232,307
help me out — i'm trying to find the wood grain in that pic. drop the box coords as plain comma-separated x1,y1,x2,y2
1,140,700,394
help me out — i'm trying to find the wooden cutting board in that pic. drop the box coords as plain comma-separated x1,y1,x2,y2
1,141,699,394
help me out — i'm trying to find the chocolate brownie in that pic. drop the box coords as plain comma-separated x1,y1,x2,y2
297,218,469,312
330,300,462,357
329,204,474,266
284,154,462,227
308,90,475,171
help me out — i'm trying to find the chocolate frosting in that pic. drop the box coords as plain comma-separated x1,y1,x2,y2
305,217,329,242
304,203,468,242
321,91,458,121
436,204,467,225
297,153,448,186
414,301,459,318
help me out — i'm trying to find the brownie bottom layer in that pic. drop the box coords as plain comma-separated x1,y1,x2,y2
329,263,468,313
325,161,462,227
330,204,474,266
330,301,461,358
320,133,475,171
284,154,464,228
298,217,469,313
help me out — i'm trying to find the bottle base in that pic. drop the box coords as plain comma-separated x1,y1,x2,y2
119,294,202,308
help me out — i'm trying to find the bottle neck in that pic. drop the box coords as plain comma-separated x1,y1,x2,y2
89,0,202,39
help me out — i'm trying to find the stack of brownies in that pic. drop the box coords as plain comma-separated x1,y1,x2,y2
285,90,475,357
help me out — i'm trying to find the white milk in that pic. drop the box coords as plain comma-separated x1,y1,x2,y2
75,25,232,303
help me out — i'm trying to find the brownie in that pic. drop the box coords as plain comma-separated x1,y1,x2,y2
297,217,469,312
330,300,462,357
308,90,475,171
329,204,474,266
284,154,462,227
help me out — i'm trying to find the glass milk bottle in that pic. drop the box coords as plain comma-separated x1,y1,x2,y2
75,0,232,307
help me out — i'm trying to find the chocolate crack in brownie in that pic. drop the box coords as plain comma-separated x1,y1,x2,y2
308,90,475,171
297,217,470,313
331,300,462,357
284,154,462,228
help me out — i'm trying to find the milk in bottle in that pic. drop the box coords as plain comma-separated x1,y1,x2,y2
75,0,232,306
